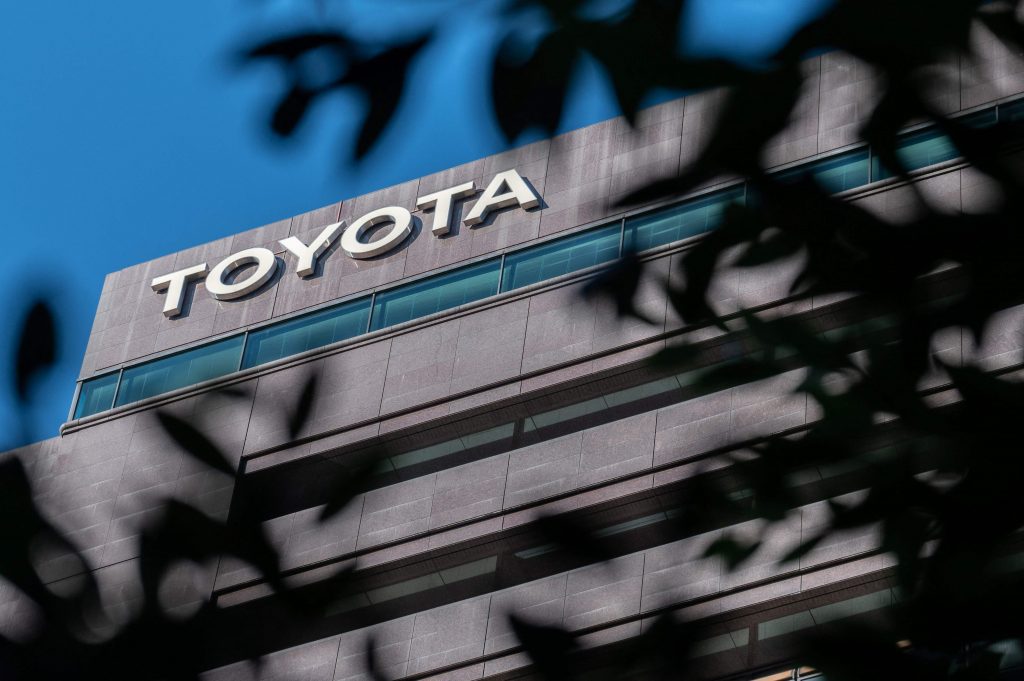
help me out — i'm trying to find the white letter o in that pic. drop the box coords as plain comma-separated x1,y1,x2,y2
206,248,278,300
341,206,413,259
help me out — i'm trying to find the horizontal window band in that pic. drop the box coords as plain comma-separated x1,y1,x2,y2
207,450,904,669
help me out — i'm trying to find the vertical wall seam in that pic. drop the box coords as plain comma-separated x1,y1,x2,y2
677,95,688,176
400,178,423,280
498,442,514,517
93,442,132,569
347,491,369,556
375,338,395,422
638,551,648,619
537,129,555,236
816,56,824,156
516,297,534,380
352,482,370,550
328,634,346,681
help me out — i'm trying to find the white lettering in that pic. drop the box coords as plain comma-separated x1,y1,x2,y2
151,264,208,318
152,169,545,316
206,248,278,300
463,169,540,227
279,220,346,277
416,182,476,237
340,206,413,259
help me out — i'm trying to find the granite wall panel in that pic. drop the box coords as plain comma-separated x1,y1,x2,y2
484,574,568,654
761,57,822,168
334,616,415,681
357,474,438,550
963,302,1024,370
242,339,390,456
562,553,644,631
380,320,461,415
539,117,619,237
818,52,879,153
449,300,530,396
502,433,583,509
429,454,510,530
853,169,962,223
962,21,1024,109
204,636,342,681
640,530,722,612
406,596,491,675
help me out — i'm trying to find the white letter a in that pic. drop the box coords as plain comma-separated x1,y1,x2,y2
463,170,540,227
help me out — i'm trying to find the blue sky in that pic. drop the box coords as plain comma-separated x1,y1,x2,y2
0,0,830,444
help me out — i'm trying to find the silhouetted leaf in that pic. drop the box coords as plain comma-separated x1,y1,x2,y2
156,412,235,476
648,341,700,368
364,634,394,681
343,35,430,159
271,84,315,137
704,534,760,571
492,32,577,141
318,456,381,521
733,228,803,267
742,311,854,373
622,613,697,680
288,373,319,439
581,251,654,323
780,533,825,564
0,457,99,620
510,614,577,681
139,500,283,605
533,512,618,564
14,300,57,402
245,32,348,61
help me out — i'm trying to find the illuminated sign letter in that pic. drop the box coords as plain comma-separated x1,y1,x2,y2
205,248,278,300
463,169,540,226
151,264,208,318
416,182,477,237
280,220,346,277
340,206,413,259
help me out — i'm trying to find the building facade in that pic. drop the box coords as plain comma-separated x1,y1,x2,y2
4,32,1024,681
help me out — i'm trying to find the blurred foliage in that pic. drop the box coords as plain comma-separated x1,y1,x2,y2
3,0,1024,679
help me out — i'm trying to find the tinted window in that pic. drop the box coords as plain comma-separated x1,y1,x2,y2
115,335,245,407
370,259,501,331
74,372,120,419
625,188,744,251
242,298,371,369
873,127,958,180
777,149,870,193
501,223,621,292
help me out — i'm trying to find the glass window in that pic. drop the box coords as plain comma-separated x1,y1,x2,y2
624,187,743,252
999,98,1024,123
242,298,371,369
962,108,998,128
370,258,501,331
776,149,870,193
603,375,682,407
873,127,958,180
501,223,621,292
74,372,120,419
114,335,245,407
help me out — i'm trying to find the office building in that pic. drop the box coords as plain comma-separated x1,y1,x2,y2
4,37,1024,680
